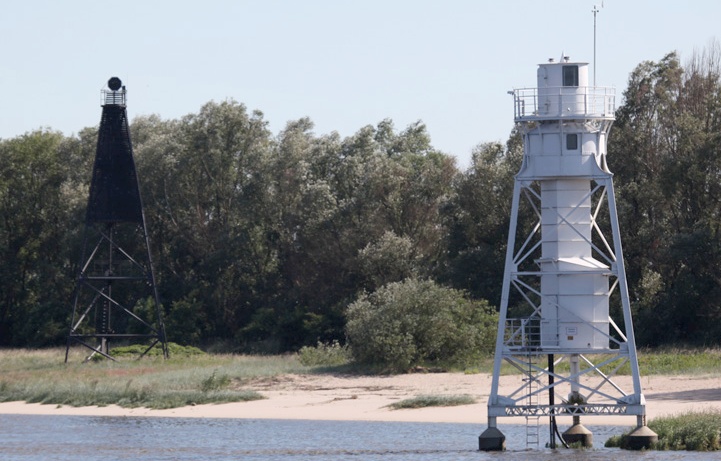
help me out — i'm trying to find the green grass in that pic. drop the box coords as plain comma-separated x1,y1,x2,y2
387,394,477,410
636,347,721,375
1,346,720,412
0,347,313,409
605,410,721,451
491,347,721,377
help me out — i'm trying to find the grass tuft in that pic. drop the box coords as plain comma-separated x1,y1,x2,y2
387,394,476,410
605,410,721,451
200,369,232,392
0,347,306,410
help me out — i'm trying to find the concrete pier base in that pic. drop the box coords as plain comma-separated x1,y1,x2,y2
478,427,506,451
624,425,658,450
562,417,593,448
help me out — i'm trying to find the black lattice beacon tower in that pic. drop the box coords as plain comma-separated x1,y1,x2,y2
65,77,168,362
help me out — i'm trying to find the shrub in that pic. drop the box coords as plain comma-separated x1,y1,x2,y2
298,340,351,367
109,342,205,358
345,278,497,372
200,369,231,392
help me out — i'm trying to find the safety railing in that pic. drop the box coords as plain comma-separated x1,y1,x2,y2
504,317,542,350
101,88,126,106
512,86,615,121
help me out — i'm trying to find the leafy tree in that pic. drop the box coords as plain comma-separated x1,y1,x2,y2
251,118,342,348
442,134,522,303
262,119,458,349
132,101,277,345
357,230,419,291
163,295,208,345
612,43,721,345
0,130,79,345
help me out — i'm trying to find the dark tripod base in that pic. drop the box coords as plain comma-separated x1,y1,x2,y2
563,417,593,448
478,426,506,451
624,425,658,450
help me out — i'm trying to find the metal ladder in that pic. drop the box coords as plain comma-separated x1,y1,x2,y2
525,354,540,448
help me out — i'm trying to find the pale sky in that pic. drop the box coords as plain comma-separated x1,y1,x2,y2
1,0,719,168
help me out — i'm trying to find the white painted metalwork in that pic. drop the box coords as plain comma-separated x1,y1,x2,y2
101,87,126,106
484,58,648,434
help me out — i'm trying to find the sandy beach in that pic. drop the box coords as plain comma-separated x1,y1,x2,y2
1,372,719,427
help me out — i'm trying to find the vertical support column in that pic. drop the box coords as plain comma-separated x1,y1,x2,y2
479,180,524,451
562,354,593,447
569,354,581,401
605,180,643,399
548,354,556,449
605,180,657,448
488,180,524,408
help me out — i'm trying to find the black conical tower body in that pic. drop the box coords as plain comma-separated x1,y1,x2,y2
66,78,168,361
86,103,143,224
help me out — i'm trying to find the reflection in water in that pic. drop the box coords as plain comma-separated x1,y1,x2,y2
0,415,712,460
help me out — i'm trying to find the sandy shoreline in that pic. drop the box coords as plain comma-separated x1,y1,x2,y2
1,372,719,427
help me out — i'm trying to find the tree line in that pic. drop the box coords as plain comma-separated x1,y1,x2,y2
2,46,721,351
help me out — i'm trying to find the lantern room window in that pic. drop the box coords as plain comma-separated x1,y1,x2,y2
566,134,578,150
563,65,579,87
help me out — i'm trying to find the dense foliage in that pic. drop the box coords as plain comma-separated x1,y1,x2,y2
346,279,497,371
3,45,721,351
612,45,721,345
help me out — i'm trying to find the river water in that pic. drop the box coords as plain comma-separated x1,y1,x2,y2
0,415,715,460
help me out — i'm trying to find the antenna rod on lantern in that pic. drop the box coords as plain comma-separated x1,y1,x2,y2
593,4,599,87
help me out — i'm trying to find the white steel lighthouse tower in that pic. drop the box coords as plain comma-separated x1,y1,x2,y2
478,56,657,450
